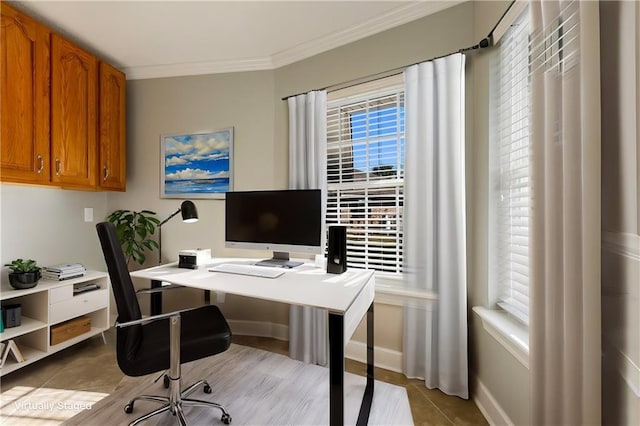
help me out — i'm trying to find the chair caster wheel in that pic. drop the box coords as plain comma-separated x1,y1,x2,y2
204,384,212,394
221,413,232,424
163,375,170,388
124,403,134,414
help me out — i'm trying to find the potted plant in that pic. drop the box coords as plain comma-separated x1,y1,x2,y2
107,210,160,265
5,258,41,289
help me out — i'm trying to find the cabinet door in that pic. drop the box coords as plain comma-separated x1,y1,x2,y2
98,62,126,191
51,34,97,188
0,3,50,184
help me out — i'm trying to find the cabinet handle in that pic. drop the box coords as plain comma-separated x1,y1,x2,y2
55,158,61,176
103,166,109,181
36,155,44,173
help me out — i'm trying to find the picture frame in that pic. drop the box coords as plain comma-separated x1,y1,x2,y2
160,128,233,199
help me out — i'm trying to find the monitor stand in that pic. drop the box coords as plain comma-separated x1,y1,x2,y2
254,251,303,268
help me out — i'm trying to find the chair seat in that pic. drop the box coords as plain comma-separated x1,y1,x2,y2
117,304,231,377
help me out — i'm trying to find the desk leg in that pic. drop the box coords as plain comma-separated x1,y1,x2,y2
329,302,375,426
151,280,162,315
356,302,375,426
328,312,344,426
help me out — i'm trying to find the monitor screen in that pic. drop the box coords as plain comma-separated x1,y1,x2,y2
225,189,322,255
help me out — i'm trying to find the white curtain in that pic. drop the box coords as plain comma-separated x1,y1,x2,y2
402,53,468,398
529,1,601,424
287,90,329,365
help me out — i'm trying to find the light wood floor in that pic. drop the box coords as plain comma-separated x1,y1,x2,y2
0,330,487,425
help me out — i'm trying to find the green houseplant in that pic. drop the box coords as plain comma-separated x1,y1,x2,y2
5,258,41,289
107,210,161,265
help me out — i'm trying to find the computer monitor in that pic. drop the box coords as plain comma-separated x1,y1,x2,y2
224,189,322,267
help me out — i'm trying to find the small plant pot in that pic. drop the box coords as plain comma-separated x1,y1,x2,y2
8,271,40,290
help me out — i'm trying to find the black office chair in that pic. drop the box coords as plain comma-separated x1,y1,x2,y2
96,221,232,425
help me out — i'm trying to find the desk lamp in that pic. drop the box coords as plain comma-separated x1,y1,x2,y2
158,200,198,264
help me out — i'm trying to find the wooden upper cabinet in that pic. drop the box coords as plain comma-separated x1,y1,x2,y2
98,62,126,191
0,3,51,184
51,34,97,188
1,5,125,191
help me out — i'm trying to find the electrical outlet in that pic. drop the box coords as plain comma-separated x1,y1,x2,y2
84,207,93,222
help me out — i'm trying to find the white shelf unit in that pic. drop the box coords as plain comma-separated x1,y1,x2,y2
0,271,110,376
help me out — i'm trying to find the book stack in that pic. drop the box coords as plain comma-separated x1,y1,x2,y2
43,263,86,281
73,283,100,294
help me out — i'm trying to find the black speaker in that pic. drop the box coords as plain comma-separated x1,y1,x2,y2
2,304,21,328
327,226,347,274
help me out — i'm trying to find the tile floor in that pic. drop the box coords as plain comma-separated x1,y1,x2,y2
0,330,487,425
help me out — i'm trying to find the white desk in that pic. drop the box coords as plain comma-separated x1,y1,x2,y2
130,260,376,426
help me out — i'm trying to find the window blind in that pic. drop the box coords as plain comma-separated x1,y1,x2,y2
529,0,581,77
489,1,581,325
490,6,531,324
326,81,405,274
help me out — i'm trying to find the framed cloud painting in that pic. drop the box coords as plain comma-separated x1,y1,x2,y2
160,128,233,199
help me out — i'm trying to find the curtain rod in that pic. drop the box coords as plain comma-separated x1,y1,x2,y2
281,0,516,101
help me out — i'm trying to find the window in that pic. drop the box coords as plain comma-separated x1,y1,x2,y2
326,77,405,274
489,7,531,324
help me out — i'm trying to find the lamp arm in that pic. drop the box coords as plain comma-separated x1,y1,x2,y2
158,208,181,264
158,208,182,227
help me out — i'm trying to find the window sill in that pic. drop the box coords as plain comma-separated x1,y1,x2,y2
374,273,437,307
472,306,530,369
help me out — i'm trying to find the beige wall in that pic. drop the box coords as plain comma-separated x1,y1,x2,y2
600,2,640,424
109,70,284,321
0,184,108,279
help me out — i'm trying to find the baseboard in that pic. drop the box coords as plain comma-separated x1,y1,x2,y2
228,320,289,341
472,375,514,426
345,340,403,373
228,319,403,372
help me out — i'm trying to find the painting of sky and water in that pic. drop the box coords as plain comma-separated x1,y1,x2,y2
161,128,233,198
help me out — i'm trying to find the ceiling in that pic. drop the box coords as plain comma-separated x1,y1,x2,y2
10,1,461,80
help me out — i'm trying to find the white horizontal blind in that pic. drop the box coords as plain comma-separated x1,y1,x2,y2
529,1,580,77
326,81,405,273
491,6,531,324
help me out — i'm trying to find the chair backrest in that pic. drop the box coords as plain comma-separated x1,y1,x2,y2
96,221,142,323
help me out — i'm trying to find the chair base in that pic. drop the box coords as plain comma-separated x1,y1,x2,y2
124,379,231,426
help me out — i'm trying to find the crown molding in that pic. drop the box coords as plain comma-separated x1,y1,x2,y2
125,57,275,80
271,1,462,68
126,1,461,80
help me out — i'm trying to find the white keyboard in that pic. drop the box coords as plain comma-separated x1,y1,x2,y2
208,263,285,278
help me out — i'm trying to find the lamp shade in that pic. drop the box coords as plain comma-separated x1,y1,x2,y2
180,200,198,223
